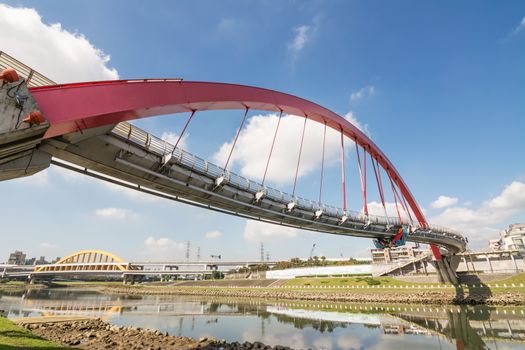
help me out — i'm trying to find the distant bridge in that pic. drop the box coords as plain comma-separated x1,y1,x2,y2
1,250,276,282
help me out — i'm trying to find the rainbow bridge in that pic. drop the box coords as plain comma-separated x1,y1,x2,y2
0,52,466,283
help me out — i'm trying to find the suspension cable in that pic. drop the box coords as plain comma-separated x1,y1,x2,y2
388,175,403,224
391,177,413,225
223,107,249,171
399,188,414,225
292,115,308,197
340,128,347,212
261,110,283,186
371,156,390,225
172,110,196,153
355,142,368,216
318,121,327,206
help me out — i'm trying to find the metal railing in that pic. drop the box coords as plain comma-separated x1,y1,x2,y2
0,50,56,87
111,122,466,247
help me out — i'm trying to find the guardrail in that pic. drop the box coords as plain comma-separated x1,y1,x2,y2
111,122,467,250
0,50,56,87
179,283,525,290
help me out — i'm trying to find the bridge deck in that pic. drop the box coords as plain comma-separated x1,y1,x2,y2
40,122,466,253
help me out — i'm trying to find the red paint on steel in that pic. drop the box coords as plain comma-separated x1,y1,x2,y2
292,116,308,197
355,144,368,216
224,107,249,171
318,121,327,205
430,244,443,260
29,80,432,253
261,110,282,186
389,176,403,224
174,110,196,150
364,146,368,214
400,189,414,224
340,129,347,212
371,158,389,223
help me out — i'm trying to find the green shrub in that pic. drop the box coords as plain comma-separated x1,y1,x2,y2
356,277,381,285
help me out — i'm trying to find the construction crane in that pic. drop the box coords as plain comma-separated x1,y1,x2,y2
309,243,316,259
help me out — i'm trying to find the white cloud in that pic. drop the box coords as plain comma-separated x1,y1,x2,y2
288,17,321,63
40,242,56,249
430,195,459,209
0,4,118,83
216,18,246,35
290,25,310,54
512,16,525,35
350,85,375,102
10,169,49,187
142,237,186,260
212,113,365,184
160,131,188,150
94,207,134,220
102,181,160,203
431,181,525,246
51,161,160,202
50,162,87,183
243,220,305,241
344,111,371,137
205,230,223,239
366,201,412,222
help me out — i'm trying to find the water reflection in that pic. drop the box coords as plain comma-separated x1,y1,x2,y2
1,289,524,349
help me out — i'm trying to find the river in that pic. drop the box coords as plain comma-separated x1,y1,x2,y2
1,288,524,349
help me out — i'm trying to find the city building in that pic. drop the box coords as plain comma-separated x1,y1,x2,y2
7,251,26,265
490,223,525,252
370,245,427,264
35,256,48,265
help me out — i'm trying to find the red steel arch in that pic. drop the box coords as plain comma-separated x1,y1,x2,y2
30,80,437,256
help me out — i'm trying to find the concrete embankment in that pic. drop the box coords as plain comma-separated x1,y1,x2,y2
21,318,293,350
97,285,525,306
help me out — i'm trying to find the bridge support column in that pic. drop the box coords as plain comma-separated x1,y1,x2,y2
434,256,459,285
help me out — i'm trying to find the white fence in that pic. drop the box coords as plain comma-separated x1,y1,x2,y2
266,265,373,279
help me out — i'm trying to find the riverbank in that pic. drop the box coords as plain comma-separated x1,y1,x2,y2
95,284,524,305
0,281,46,293
0,317,71,349
18,318,293,350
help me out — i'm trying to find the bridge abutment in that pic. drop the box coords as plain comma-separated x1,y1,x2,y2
0,73,51,181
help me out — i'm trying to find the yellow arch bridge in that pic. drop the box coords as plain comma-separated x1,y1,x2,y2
35,250,133,273
2,250,271,282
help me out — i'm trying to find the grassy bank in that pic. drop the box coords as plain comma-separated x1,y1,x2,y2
282,274,525,291
0,281,47,294
0,317,71,349
283,276,441,288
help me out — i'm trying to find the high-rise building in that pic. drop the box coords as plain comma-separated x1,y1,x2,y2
493,223,525,252
7,250,26,265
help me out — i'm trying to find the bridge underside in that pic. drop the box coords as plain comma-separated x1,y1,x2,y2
34,122,465,257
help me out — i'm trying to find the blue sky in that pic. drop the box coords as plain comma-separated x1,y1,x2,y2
1,1,524,262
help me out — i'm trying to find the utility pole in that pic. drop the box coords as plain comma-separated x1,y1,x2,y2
266,252,270,262
260,242,264,262
185,241,190,261
309,243,316,259
197,247,201,261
